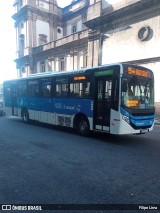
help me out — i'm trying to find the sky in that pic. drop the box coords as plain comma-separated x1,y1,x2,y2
0,0,121,83
0,0,73,83
0,0,17,83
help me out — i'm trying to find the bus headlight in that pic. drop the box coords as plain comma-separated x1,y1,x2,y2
122,115,130,124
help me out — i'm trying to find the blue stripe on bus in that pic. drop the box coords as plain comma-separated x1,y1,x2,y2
120,107,154,119
5,97,93,117
130,118,154,127
120,107,154,127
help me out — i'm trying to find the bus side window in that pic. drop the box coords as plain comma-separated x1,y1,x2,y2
70,79,91,98
4,85,11,97
70,83,82,97
55,78,68,97
84,82,90,97
28,80,39,97
17,81,27,97
41,80,52,98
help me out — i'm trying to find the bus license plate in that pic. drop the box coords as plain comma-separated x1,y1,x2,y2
141,129,148,133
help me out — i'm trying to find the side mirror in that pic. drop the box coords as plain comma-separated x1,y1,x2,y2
122,78,127,92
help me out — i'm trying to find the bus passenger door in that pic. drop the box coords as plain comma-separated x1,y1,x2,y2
11,83,18,116
94,77,112,131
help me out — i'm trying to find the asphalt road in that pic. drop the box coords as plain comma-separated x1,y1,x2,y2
0,115,160,212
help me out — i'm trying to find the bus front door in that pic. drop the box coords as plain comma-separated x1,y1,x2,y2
94,77,112,131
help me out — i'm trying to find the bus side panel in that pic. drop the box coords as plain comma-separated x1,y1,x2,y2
53,98,93,128
17,97,94,129
110,108,142,135
4,96,13,116
4,107,13,116
110,108,143,135
54,98,93,115
40,97,55,123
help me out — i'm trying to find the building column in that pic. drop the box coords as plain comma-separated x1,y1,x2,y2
87,30,101,67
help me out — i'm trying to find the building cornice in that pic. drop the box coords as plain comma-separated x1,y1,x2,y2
62,0,89,20
122,56,160,65
84,0,160,31
12,5,61,24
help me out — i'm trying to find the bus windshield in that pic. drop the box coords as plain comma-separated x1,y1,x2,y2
122,75,154,109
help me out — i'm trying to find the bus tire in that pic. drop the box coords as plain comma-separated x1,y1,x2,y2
22,109,30,123
78,116,90,136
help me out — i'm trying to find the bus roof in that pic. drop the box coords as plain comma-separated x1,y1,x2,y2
3,63,153,83
4,63,122,83
23,63,120,79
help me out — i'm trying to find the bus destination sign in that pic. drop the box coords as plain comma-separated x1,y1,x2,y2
128,67,149,78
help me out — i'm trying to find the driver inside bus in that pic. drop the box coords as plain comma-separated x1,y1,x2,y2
128,88,134,100
122,87,134,106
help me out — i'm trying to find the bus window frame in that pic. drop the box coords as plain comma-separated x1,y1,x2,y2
55,77,69,98
3,82,11,97
27,79,40,98
69,74,91,98
17,80,27,97
40,78,53,98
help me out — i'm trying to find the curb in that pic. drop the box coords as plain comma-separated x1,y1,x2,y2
154,120,160,125
155,123,160,125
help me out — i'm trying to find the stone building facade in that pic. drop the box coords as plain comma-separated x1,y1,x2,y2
12,0,90,76
12,0,160,104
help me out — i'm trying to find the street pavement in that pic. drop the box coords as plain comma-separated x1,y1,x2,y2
155,115,160,125
0,115,160,213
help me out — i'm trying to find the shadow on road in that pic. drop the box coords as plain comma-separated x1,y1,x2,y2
6,115,152,147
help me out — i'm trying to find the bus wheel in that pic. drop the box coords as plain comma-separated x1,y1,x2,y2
78,117,90,136
22,110,29,123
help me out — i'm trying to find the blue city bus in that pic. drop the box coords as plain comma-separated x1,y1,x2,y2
3,63,155,136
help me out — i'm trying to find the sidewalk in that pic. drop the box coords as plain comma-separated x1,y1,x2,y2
155,115,160,125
